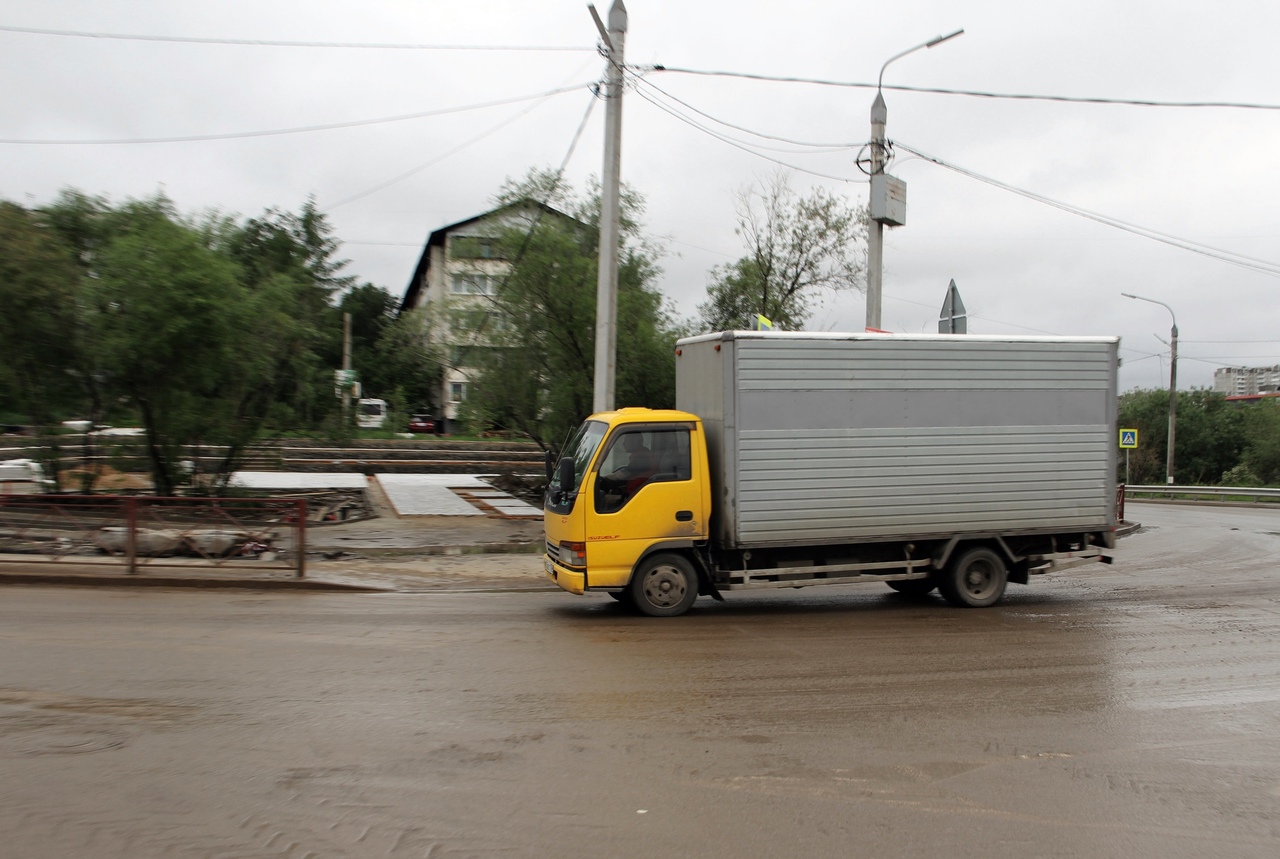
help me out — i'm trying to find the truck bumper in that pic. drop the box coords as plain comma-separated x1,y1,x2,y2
544,554,586,595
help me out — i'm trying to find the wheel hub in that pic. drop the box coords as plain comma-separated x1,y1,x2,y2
644,567,685,607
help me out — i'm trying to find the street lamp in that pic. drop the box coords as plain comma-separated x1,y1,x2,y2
865,29,963,332
1122,292,1178,484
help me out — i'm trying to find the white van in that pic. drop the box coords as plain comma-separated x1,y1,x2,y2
356,398,388,429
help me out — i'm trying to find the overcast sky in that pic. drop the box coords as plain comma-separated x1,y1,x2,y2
4,0,1279,392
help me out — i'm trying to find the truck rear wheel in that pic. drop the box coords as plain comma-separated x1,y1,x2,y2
629,553,699,617
939,547,1007,608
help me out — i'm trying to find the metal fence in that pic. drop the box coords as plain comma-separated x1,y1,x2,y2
0,495,307,577
1124,485,1280,505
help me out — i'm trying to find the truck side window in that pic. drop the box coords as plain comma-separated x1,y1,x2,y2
594,428,691,514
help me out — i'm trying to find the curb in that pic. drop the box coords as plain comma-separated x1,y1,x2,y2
0,572,389,592
1115,520,1142,538
308,543,542,559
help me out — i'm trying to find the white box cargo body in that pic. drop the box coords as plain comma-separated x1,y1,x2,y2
675,331,1119,550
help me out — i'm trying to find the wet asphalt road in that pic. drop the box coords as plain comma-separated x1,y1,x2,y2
1,501,1278,858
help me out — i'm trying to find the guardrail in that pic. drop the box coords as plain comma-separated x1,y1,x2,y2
1124,485,1280,504
0,495,307,577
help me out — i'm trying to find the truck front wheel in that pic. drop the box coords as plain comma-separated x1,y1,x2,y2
629,553,699,617
939,547,1008,608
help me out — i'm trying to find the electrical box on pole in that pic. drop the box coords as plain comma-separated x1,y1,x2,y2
870,174,907,226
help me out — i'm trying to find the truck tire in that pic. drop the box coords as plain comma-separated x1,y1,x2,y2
886,579,936,598
628,553,699,617
938,547,1008,608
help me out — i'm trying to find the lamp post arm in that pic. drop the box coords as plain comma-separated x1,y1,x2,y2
1120,292,1177,331
878,29,964,90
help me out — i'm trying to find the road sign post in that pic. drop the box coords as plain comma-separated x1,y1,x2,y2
1119,428,1139,485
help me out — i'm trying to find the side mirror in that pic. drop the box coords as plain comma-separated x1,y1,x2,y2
557,457,576,493
544,449,556,483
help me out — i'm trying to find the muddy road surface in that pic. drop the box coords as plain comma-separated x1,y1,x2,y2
1,501,1278,857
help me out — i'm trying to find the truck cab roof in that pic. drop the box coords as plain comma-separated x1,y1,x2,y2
591,407,700,425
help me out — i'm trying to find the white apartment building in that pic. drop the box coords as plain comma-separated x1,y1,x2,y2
1214,365,1280,396
399,201,570,432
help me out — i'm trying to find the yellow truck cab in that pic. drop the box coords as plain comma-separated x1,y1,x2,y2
543,408,712,616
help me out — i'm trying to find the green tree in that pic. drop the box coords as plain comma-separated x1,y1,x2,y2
29,190,366,492
698,171,866,331
1117,388,1245,485
0,201,89,489
84,199,250,494
0,202,83,420
337,283,399,405
460,170,681,447
230,198,354,299
1237,398,1280,485
370,307,444,417
221,199,356,432
7,185,472,486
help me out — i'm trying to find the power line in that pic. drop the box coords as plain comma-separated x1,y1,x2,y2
451,94,599,357
632,81,858,157
628,74,865,183
647,65,1280,111
0,82,593,145
324,88,573,210
1186,354,1280,361
631,74,864,150
893,140,1280,279
0,23,594,52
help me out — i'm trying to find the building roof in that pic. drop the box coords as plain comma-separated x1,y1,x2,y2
1224,392,1280,403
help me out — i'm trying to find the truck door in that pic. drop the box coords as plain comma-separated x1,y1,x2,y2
583,424,706,589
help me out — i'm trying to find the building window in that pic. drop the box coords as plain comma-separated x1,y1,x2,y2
450,273,496,295
449,382,467,404
449,236,504,260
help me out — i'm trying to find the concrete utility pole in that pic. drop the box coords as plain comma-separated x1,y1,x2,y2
341,311,352,422
864,29,963,332
590,0,627,413
1123,293,1178,484
866,91,888,331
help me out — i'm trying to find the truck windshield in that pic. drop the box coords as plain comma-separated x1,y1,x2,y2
562,420,607,493
545,420,607,514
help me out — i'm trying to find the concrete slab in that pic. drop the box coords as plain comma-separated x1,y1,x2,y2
487,500,543,516
231,472,366,490
376,474,485,516
383,474,494,488
225,472,540,519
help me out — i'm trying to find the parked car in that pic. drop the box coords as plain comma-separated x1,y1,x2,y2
407,414,438,434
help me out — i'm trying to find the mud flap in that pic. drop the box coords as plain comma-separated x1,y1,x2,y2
690,549,725,601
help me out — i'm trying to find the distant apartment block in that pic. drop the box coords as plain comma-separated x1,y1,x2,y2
399,201,573,432
1214,365,1280,396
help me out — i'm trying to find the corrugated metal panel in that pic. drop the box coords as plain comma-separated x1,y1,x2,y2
736,340,1115,391
735,424,1110,544
675,333,1119,549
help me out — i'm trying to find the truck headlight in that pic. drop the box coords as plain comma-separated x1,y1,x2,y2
557,541,586,569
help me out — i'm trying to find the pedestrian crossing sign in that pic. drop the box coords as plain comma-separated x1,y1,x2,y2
1119,429,1138,449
